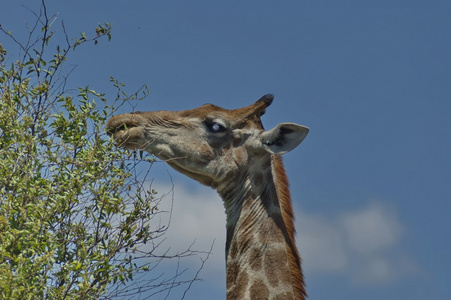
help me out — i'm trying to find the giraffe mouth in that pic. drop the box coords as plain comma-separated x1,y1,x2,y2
106,115,138,135
106,115,144,150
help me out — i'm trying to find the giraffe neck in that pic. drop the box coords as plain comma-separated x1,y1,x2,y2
217,155,306,300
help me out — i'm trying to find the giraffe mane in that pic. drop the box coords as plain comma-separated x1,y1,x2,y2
273,155,307,300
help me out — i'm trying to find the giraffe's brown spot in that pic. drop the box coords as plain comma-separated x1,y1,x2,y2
232,147,245,166
249,247,262,271
229,240,238,260
227,266,249,300
258,217,284,244
199,144,214,160
250,278,269,300
264,247,292,288
226,261,239,284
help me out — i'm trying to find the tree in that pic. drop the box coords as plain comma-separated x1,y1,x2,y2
0,2,207,299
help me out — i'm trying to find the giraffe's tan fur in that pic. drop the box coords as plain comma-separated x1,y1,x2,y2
107,95,309,299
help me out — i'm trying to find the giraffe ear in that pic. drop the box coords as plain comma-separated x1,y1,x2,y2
260,123,309,154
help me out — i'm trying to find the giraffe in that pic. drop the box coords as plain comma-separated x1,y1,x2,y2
106,94,309,299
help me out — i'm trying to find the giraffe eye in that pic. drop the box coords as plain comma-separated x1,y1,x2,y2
206,121,227,133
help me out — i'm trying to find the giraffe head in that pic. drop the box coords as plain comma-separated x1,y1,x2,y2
106,95,309,188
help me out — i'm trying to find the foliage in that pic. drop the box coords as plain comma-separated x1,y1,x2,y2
0,2,204,299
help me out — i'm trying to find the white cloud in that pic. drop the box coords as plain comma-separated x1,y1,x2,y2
339,203,418,285
296,212,348,273
350,254,419,285
340,203,402,255
297,202,418,285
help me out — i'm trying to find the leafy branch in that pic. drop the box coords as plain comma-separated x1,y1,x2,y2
0,1,208,299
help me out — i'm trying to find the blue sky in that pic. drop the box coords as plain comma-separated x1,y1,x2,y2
2,1,451,299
